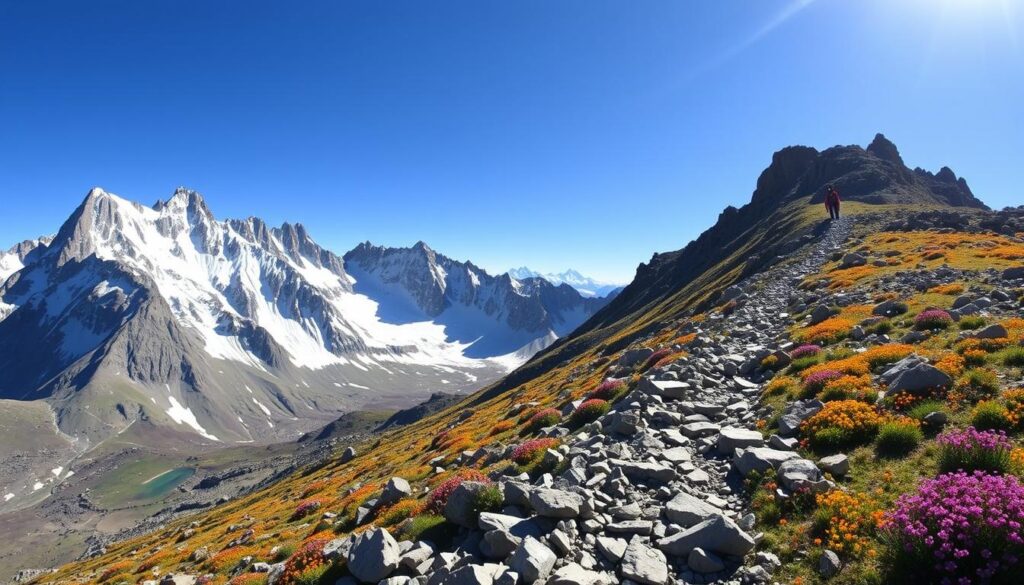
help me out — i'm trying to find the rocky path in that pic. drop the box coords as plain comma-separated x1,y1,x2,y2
269,217,860,585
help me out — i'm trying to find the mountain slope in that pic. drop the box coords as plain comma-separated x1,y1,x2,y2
23,134,1001,583
0,189,606,447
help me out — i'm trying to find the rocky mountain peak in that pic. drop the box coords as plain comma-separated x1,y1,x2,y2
866,132,904,166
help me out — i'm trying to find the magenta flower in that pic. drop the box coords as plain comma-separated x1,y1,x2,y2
883,471,1024,583
937,427,1013,474
803,369,843,393
914,309,953,330
791,344,822,359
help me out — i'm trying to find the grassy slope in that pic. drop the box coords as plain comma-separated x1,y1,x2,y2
30,201,996,584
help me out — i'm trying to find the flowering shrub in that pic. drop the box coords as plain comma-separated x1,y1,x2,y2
801,400,882,449
762,375,797,397
425,470,489,513
882,471,1024,583
229,574,269,585
802,355,870,379
963,349,988,367
862,344,915,369
957,337,1010,354
935,353,966,379
799,317,855,345
812,489,883,558
642,348,674,371
971,401,1012,431
913,309,953,330
1001,346,1024,367
207,546,258,572
790,344,822,359
291,498,322,520
377,498,423,526
876,417,923,456
802,369,844,397
1004,389,1024,428
98,561,134,582
928,283,965,295
278,538,328,585
136,549,175,573
489,420,515,436
819,374,874,402
511,438,560,465
300,480,327,498
954,369,1001,403
569,399,610,426
589,379,628,401
760,355,780,370
526,408,561,432
937,427,1013,474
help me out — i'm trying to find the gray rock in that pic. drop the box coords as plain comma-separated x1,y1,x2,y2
323,537,354,562
657,514,755,557
840,252,866,269
777,458,824,491
819,549,842,578
380,477,412,506
1002,266,1024,281
681,421,721,438
716,427,764,454
778,400,824,436
887,363,952,395
596,536,628,563
547,563,608,585
923,410,949,428
620,536,669,585
818,454,849,477
266,563,286,585
529,487,583,519
687,547,726,574
347,527,401,583
508,537,557,584
664,492,721,528
445,564,500,585
872,299,907,317
809,304,835,325
341,447,357,463
620,348,655,368
610,459,676,483
733,446,800,477
638,378,690,399
445,481,492,528
974,323,1008,339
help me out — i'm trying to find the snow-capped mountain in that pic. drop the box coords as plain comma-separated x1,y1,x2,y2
507,267,624,298
0,188,607,447
345,243,610,359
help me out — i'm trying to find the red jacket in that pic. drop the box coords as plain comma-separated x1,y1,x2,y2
825,189,841,207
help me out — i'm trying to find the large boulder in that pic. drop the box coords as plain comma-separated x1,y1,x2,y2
379,477,412,507
347,527,400,583
664,492,721,528
444,481,492,528
974,323,1008,339
620,536,669,585
840,252,866,269
547,563,609,585
619,348,655,368
872,299,907,317
887,363,952,395
778,400,823,436
529,487,584,519
809,304,836,325
656,514,755,558
716,427,764,454
733,447,800,477
609,460,676,484
508,537,557,584
639,378,690,399
777,459,824,491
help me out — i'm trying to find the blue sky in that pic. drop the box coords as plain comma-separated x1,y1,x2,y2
1,1,1021,283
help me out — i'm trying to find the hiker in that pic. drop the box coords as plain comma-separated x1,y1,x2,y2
824,184,841,220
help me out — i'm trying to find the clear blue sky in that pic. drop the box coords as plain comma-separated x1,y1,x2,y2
1,1,1021,282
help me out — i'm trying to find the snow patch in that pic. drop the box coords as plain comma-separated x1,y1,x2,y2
166,396,219,441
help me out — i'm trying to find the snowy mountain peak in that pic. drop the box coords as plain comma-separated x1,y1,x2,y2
0,188,612,446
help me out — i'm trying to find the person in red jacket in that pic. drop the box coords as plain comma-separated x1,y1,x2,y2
824,184,841,220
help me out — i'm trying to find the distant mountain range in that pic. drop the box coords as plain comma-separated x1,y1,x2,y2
506,267,624,298
0,188,611,448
